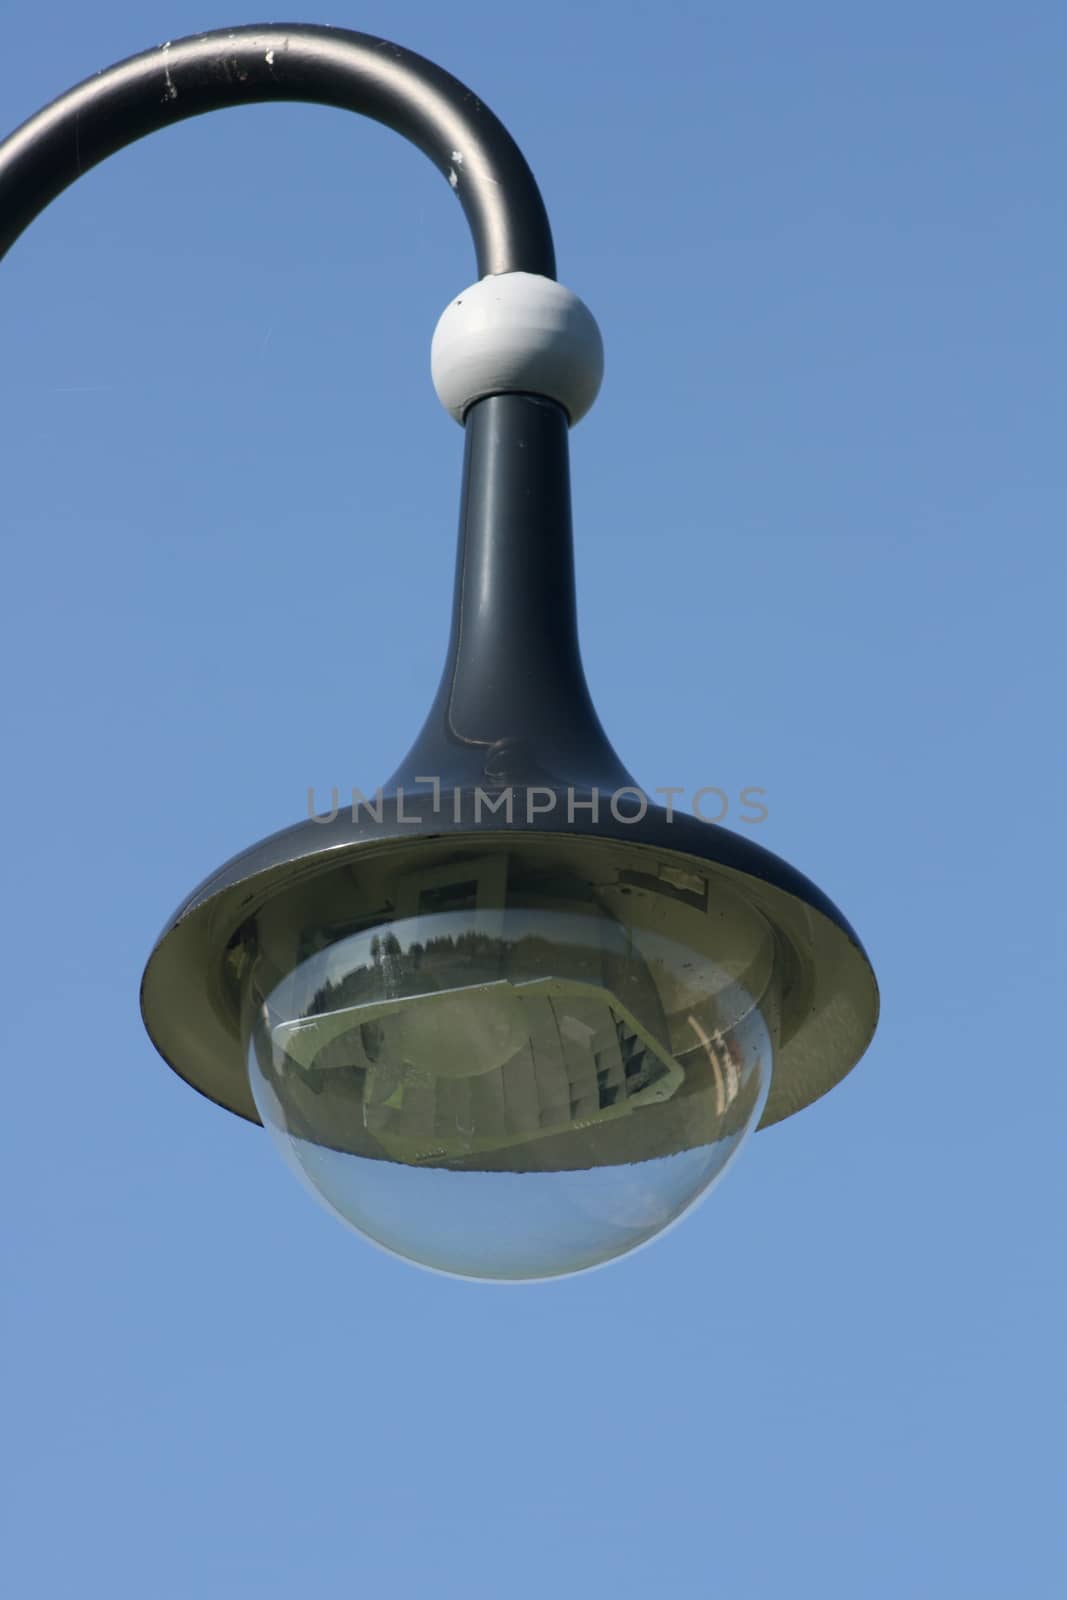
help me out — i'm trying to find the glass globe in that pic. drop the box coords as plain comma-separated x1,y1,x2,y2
241,838,779,1280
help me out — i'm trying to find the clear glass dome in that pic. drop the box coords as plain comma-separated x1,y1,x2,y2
242,838,779,1280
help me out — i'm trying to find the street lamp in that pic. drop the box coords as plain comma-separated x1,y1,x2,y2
1,24,878,1281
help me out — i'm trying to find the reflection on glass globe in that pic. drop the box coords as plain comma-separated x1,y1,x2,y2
242,840,779,1280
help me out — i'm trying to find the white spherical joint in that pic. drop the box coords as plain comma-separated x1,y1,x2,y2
431,272,603,426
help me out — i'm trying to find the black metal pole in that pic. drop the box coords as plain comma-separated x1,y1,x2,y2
0,24,556,277
0,23,623,798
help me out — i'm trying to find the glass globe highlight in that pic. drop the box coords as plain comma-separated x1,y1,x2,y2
242,840,779,1280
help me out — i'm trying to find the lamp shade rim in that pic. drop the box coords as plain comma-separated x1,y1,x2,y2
141,796,878,1134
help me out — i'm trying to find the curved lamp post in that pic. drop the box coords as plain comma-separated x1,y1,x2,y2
1,24,878,1281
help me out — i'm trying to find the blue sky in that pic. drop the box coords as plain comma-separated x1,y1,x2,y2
1,2,1063,1594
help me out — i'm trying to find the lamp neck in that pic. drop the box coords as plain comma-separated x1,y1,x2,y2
389,394,634,794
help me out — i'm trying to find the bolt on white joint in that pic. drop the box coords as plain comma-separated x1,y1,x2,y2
431,272,603,425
